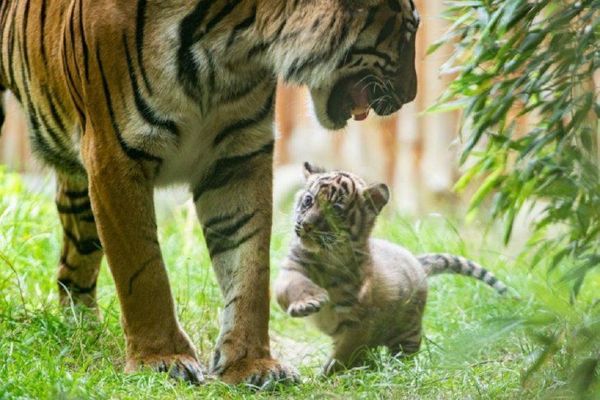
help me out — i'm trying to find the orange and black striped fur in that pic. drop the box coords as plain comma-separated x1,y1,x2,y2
275,163,507,374
0,0,419,385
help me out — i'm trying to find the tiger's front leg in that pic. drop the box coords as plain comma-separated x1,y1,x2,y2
194,145,299,386
80,127,203,384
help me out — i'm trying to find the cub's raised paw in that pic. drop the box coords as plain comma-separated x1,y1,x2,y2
287,293,329,317
127,354,205,385
219,358,300,389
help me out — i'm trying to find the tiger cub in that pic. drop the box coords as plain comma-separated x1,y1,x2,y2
275,163,508,374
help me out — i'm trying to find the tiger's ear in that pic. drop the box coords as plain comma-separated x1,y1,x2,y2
363,183,390,214
303,162,326,179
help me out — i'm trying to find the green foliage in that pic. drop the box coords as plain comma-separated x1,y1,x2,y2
3,169,598,398
432,0,600,396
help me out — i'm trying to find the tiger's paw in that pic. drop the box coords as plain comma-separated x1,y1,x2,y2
127,354,205,385
218,357,300,388
287,292,329,317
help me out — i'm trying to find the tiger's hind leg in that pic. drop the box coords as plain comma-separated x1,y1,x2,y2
56,173,104,310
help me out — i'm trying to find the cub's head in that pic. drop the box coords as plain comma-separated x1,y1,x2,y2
276,0,419,129
294,162,390,249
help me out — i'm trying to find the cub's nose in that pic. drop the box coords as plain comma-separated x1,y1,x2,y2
300,221,314,234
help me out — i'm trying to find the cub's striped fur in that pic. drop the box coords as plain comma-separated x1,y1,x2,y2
275,163,508,374
0,0,419,385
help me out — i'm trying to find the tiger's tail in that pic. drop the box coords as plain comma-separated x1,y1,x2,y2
417,253,508,294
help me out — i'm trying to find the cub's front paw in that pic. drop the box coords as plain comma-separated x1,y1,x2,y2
126,354,205,385
287,292,329,317
219,358,300,388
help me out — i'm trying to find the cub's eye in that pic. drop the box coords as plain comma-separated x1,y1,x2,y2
301,194,314,208
332,203,345,214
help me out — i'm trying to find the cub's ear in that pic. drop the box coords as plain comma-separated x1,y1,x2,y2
303,162,326,179
363,183,390,213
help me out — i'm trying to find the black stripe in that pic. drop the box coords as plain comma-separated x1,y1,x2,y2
193,141,274,202
359,7,378,35
0,3,10,81
448,256,460,272
246,41,270,60
217,74,269,104
58,278,96,294
77,0,90,83
46,90,68,134
200,1,241,40
375,16,396,46
284,18,349,82
226,10,256,49
63,228,102,255
436,254,449,270
79,214,96,223
128,256,160,295
387,0,402,13
177,0,212,105
224,295,240,309
96,44,162,163
56,200,92,214
207,227,260,258
203,210,238,230
246,18,285,60
39,0,47,63
67,2,81,82
135,0,152,94
6,1,18,86
123,35,179,137
350,47,394,66
62,33,83,108
486,275,498,286
26,103,83,174
20,0,32,80
204,211,256,241
213,92,274,146
63,189,88,199
467,260,478,276
37,108,69,154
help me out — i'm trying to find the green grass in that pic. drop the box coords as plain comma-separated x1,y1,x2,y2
0,168,598,399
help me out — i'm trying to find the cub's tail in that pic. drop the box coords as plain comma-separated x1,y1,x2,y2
417,253,507,294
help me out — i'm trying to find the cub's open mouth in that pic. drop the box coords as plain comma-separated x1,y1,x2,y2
326,71,402,128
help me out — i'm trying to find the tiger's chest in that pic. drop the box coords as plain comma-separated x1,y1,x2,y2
150,75,278,187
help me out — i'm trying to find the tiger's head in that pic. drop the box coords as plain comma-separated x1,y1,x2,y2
293,162,390,249
271,0,419,130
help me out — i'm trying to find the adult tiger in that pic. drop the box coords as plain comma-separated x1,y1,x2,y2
0,0,419,386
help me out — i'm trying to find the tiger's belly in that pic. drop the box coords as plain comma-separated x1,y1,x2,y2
25,76,276,190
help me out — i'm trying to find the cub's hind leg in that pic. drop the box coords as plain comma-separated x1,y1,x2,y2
56,173,103,310
324,328,371,375
386,323,423,357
